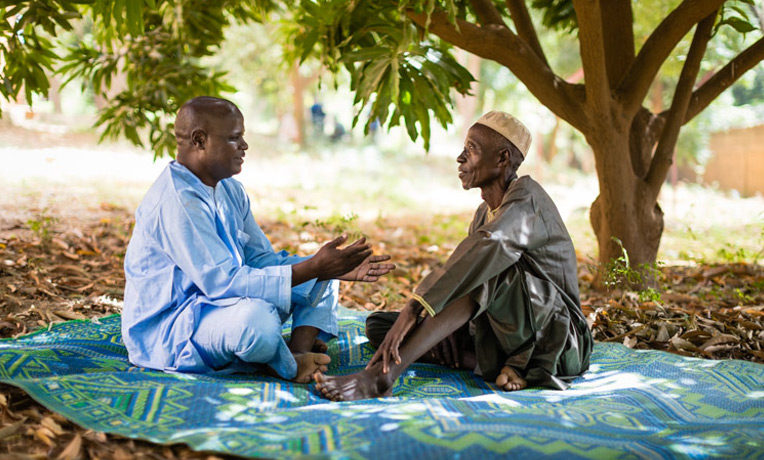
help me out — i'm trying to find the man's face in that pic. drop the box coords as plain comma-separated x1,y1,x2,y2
201,112,248,183
457,125,502,190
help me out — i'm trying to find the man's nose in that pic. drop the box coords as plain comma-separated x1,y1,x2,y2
456,150,466,163
240,139,249,150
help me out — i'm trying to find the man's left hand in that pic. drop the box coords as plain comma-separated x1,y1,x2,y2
338,255,395,282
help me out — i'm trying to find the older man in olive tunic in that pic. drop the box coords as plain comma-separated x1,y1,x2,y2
315,111,592,400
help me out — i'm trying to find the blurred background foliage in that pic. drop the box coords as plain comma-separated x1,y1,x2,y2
1,0,762,172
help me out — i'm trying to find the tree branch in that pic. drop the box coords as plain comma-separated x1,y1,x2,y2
469,0,507,27
505,0,548,66
572,0,611,117
645,12,716,199
600,0,634,88
406,9,587,131
683,36,764,123
618,0,724,116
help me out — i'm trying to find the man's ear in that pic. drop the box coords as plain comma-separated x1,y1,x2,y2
497,148,510,167
191,129,207,150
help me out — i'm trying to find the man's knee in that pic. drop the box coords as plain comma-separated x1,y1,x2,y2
227,299,283,357
365,311,399,349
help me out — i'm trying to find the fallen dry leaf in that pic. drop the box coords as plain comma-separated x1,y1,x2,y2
0,419,25,441
1,206,762,458
40,416,65,436
56,433,82,460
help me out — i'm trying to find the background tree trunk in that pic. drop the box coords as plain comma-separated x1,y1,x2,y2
290,63,306,146
589,128,665,273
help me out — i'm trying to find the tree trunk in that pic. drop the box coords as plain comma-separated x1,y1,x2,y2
49,75,62,114
290,63,306,146
588,129,664,274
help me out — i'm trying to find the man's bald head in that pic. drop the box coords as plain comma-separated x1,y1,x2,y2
175,96,242,147
174,96,248,187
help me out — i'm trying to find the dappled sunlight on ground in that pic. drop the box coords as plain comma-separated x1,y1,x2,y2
1,130,761,264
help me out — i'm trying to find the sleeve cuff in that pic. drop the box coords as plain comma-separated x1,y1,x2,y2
292,278,329,308
412,293,437,317
258,264,292,315
306,280,330,307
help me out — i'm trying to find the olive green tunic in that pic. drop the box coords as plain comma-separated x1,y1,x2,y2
412,176,593,389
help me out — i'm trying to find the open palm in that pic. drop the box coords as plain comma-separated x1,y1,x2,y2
338,255,395,282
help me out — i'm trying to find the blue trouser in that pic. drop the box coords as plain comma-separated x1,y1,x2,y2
190,280,339,379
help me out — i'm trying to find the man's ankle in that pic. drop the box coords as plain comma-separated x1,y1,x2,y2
289,326,320,353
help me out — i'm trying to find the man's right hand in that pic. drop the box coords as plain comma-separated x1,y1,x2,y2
366,299,420,373
292,235,372,285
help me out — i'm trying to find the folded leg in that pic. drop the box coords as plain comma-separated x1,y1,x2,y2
191,298,307,380
366,311,475,369
316,294,477,401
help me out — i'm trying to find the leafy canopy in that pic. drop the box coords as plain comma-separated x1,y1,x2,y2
1,0,759,155
2,0,273,157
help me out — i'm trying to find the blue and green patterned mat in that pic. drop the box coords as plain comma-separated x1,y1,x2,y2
0,309,762,459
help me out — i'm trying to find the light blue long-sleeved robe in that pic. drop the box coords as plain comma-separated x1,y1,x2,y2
122,161,335,378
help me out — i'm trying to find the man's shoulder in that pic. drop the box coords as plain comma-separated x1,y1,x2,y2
137,162,207,218
219,176,247,199
510,175,555,203
513,175,543,192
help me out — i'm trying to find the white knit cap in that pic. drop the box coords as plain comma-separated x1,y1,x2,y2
474,111,531,157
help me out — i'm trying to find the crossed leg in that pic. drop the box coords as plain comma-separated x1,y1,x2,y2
315,295,479,401
366,312,476,369
192,299,330,383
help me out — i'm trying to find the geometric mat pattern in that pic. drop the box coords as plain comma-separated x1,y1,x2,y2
1,308,762,459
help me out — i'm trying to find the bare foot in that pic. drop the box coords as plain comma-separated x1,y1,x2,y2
314,364,394,401
495,366,527,391
293,352,331,384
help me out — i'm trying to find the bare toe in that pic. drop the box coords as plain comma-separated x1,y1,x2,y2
312,339,328,353
496,366,527,392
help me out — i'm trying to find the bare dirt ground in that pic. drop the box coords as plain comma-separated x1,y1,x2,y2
1,124,762,458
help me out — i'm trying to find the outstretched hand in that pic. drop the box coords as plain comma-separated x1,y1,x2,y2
366,300,419,373
338,254,395,282
312,235,373,281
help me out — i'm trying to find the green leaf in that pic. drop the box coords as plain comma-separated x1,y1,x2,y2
720,17,756,33
126,0,144,36
342,47,390,63
356,58,391,102
298,28,320,63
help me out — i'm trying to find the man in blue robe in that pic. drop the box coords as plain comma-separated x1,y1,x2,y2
122,96,394,383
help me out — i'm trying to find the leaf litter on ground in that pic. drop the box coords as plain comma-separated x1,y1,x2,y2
0,208,761,457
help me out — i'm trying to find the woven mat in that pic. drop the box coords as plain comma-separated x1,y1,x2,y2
1,309,762,459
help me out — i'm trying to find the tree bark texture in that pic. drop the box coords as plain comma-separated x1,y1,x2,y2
588,129,664,269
